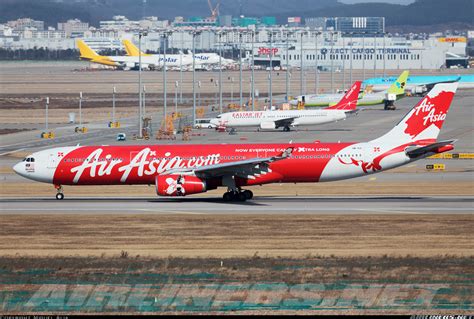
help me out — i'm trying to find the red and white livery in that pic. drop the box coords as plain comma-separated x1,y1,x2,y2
13,83,458,201
210,81,362,131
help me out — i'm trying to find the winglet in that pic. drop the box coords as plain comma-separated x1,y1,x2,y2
387,70,409,95
280,147,294,158
122,39,151,57
325,81,362,111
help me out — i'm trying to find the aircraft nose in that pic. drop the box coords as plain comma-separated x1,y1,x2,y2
13,162,23,175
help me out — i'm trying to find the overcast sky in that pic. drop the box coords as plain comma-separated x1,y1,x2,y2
339,0,415,4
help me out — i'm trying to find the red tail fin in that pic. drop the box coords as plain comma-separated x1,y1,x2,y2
325,81,361,111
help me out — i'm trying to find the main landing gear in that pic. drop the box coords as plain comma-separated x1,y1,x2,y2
283,126,291,132
55,184,64,200
222,189,253,202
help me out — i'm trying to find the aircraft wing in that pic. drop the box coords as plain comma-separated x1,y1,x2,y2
422,77,461,91
162,147,294,179
405,140,456,158
273,117,297,128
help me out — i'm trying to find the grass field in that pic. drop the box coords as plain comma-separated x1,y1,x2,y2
0,214,472,258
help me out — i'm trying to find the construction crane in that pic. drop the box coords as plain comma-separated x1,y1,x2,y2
207,0,220,20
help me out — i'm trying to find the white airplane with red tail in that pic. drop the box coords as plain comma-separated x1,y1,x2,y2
13,82,458,201
210,81,362,131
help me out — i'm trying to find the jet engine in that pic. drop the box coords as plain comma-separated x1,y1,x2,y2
155,174,207,196
119,62,136,70
260,121,276,130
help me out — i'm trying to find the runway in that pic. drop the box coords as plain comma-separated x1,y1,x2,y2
1,196,472,214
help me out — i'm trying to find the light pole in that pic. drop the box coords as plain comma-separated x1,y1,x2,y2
175,80,178,114
342,34,346,89
315,31,320,94
269,29,273,108
198,80,201,108
300,30,304,96
230,76,234,104
112,86,116,124
217,30,224,113
138,30,147,139
191,29,200,125
251,28,257,110
285,30,290,101
350,32,353,85
162,30,172,120
383,32,386,77
239,29,244,108
373,32,377,77
330,31,335,93
215,79,219,109
362,32,366,80
79,91,83,127
179,31,183,103
45,96,49,132
142,85,146,117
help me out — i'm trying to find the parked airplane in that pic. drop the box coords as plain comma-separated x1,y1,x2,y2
211,81,362,131
364,74,474,92
77,39,193,70
291,71,409,107
122,39,234,68
13,82,458,202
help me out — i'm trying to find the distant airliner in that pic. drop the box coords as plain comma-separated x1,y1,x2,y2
77,39,193,70
364,74,474,91
122,39,235,68
291,71,409,107
211,81,362,131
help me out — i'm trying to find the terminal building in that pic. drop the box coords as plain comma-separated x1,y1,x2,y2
305,17,385,36
0,16,469,70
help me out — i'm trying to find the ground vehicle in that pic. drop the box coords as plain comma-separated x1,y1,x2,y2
194,118,217,129
116,133,126,141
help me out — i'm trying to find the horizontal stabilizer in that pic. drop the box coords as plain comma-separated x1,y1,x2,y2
405,139,457,158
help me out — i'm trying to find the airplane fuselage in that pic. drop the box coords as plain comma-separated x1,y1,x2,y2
211,110,348,128
14,141,418,188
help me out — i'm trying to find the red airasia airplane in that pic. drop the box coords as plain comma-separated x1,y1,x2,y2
13,83,458,201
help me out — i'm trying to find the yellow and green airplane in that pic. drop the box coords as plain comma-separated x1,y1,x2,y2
291,70,409,107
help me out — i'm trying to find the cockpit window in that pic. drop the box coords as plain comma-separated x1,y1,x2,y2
25,157,35,162
22,158,26,162
26,158,30,162
30,158,35,162
216,115,221,119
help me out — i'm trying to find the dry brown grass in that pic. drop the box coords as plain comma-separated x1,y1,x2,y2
0,214,472,258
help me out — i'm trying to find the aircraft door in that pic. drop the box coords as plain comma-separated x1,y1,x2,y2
47,153,59,169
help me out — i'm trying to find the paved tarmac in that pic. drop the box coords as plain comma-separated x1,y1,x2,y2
1,196,472,214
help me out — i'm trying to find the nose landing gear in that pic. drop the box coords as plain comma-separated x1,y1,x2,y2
54,184,64,200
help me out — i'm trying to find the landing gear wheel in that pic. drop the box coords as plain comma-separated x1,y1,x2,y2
237,192,247,202
56,193,64,200
283,126,291,132
243,190,253,200
223,192,233,202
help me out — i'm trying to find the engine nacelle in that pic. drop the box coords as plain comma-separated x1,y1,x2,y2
124,62,136,69
260,121,276,130
155,174,206,196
